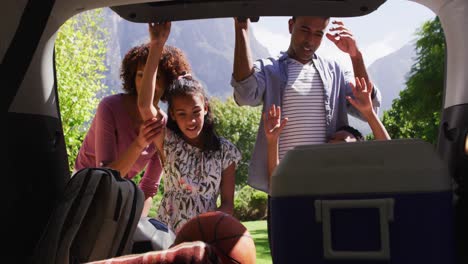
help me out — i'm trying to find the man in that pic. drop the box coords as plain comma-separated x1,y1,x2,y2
231,16,382,193
231,16,382,258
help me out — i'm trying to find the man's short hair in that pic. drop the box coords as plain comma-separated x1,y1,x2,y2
337,125,364,141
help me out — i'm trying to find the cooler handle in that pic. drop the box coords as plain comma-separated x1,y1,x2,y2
315,198,394,260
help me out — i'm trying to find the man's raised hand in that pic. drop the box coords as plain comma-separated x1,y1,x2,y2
326,20,359,57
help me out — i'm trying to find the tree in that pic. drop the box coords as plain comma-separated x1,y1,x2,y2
382,17,445,144
56,9,109,171
211,97,262,187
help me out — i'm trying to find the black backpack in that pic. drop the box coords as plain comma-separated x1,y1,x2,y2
33,167,144,264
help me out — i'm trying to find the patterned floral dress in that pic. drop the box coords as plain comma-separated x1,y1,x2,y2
156,129,242,233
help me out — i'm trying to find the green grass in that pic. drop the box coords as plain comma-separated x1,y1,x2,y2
242,220,272,264
146,189,272,263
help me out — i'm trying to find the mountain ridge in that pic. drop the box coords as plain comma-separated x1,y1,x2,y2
100,9,417,136
101,8,270,100
349,42,416,136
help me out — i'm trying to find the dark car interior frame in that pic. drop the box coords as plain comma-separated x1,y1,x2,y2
4,0,468,263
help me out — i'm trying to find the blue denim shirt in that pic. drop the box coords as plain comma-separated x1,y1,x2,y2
231,52,381,193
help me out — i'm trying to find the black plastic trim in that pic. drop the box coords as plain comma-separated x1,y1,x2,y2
4,0,56,112
110,0,385,23
6,112,69,262
437,103,468,264
437,103,468,194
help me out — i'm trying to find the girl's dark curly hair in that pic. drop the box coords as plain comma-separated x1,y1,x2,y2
166,76,220,151
120,44,192,95
337,125,364,141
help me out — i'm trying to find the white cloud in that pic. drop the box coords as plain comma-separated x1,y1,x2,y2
316,41,353,69
250,21,412,70
318,31,409,68
362,32,402,66
364,41,395,66
250,24,289,57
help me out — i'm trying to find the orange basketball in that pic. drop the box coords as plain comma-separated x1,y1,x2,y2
173,211,256,264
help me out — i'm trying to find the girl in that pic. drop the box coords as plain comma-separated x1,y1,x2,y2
138,21,241,232
74,41,192,217
264,77,391,186
263,77,390,255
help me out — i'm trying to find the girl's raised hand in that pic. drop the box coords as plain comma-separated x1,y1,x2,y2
148,21,171,45
263,104,288,143
346,77,374,118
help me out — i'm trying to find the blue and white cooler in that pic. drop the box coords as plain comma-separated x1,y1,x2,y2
270,139,455,264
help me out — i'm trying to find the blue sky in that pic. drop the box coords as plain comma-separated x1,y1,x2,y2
250,0,435,67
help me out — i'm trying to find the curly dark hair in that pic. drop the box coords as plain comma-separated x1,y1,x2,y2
120,43,149,95
165,76,220,151
337,125,364,141
159,46,192,101
120,44,192,95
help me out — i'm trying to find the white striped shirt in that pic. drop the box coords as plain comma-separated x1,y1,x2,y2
279,58,327,160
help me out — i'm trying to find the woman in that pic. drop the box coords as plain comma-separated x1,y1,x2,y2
74,41,192,216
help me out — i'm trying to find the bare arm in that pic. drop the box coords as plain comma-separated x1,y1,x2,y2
266,140,279,185
138,22,171,121
350,51,369,83
326,20,370,84
364,110,390,140
141,197,153,217
347,77,390,140
218,163,236,215
139,154,163,217
233,18,254,82
263,105,288,191
138,40,163,120
326,19,383,110
138,22,171,159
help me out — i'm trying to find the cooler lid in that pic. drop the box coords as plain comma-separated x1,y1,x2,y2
271,139,453,197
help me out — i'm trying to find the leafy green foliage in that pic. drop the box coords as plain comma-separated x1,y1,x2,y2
56,9,109,171
135,172,165,218
211,97,262,186
149,190,164,218
234,185,268,221
382,18,445,144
